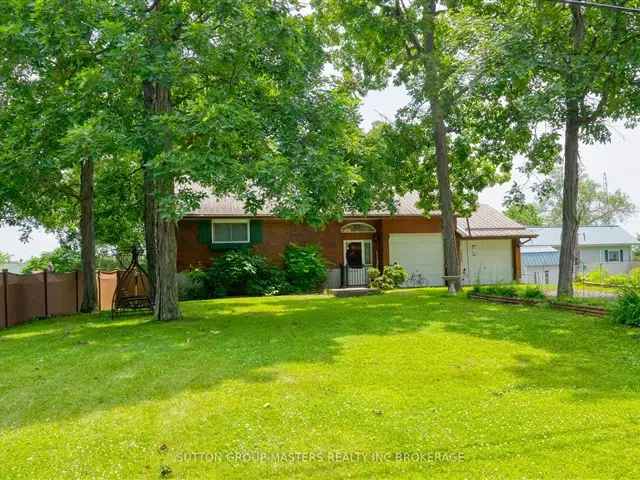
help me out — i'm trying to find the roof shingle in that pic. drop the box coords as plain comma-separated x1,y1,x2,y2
187,191,535,238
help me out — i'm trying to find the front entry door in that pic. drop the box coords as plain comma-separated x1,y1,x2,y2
343,240,373,286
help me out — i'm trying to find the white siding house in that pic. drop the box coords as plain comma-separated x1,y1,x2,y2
521,226,639,284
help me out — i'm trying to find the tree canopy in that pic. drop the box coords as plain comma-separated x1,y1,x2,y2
486,0,640,295
536,165,636,226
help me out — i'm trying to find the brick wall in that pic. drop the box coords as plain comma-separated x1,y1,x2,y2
176,216,523,282
177,218,384,271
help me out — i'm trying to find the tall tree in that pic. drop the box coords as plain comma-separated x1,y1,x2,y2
3,1,379,320
535,165,637,226
314,0,539,292
490,2,640,296
0,1,139,312
504,204,544,227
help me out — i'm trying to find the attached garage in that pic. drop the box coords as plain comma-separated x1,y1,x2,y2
461,239,513,285
389,233,445,286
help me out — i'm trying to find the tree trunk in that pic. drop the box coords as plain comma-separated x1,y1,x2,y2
154,176,181,321
142,159,157,302
557,5,585,297
80,157,97,313
432,99,460,293
143,80,180,321
423,0,460,294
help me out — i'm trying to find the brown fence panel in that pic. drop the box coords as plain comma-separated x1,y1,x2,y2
7,273,46,327
0,270,124,330
98,271,118,311
48,273,77,316
0,271,6,329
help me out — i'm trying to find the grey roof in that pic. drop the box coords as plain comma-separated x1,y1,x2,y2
527,226,638,247
456,204,537,239
520,245,557,254
522,251,560,267
187,191,535,238
187,191,430,218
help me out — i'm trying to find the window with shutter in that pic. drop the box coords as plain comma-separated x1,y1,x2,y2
211,219,250,243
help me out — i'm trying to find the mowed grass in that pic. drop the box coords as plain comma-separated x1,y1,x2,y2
1,289,640,479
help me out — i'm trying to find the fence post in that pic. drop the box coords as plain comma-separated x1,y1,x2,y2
97,271,101,312
75,270,79,312
43,269,49,317
2,269,8,329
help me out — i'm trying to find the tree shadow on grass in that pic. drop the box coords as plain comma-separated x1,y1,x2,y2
435,296,640,402
2,290,640,435
0,292,442,432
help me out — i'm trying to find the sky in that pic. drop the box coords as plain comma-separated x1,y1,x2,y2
2,83,639,261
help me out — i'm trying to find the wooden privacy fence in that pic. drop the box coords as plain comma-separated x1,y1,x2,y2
0,270,120,330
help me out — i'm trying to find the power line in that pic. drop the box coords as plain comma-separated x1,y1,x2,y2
546,0,640,14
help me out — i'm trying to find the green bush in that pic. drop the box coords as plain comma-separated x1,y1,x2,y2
522,285,545,300
630,268,640,284
181,269,209,300
612,284,640,326
470,283,537,299
607,274,629,287
23,245,81,273
367,267,381,282
383,264,408,287
493,284,518,297
584,269,609,284
206,249,290,297
283,244,327,293
370,264,408,291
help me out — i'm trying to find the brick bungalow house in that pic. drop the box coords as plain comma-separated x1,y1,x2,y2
177,192,536,287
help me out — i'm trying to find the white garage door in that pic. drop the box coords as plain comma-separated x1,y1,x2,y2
389,234,444,286
461,239,513,285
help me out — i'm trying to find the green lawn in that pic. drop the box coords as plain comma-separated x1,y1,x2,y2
1,289,640,479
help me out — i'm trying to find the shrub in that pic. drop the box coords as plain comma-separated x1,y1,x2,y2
206,249,289,297
522,285,545,300
607,274,629,287
367,267,381,282
283,244,328,293
370,264,408,291
181,268,209,300
383,264,408,287
630,268,640,284
584,269,609,284
370,275,395,290
612,284,640,326
470,284,519,298
492,284,518,297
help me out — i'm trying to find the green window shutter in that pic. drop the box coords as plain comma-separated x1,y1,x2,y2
197,220,212,245
250,220,263,244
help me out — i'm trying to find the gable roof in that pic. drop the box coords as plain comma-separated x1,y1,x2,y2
187,191,430,218
527,226,638,247
186,191,535,238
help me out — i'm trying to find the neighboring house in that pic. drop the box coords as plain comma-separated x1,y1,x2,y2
177,193,535,288
521,247,560,286
0,261,26,274
521,226,639,284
